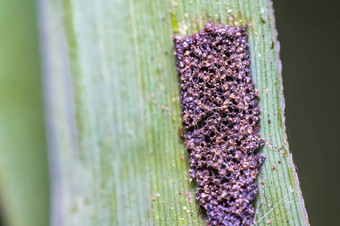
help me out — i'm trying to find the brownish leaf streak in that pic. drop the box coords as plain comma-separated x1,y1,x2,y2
173,23,265,225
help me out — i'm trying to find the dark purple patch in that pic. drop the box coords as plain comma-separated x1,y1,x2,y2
173,23,265,226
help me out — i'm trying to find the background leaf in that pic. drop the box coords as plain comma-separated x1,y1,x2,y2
0,1,49,226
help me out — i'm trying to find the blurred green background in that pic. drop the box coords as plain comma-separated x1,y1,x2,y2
0,0,339,226
0,1,49,226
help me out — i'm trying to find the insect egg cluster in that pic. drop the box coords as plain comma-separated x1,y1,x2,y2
173,23,265,225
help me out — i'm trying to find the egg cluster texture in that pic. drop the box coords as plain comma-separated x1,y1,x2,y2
173,23,265,226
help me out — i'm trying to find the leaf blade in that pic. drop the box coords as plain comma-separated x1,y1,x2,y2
41,0,309,225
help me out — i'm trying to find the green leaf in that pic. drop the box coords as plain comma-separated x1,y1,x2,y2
41,0,309,225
